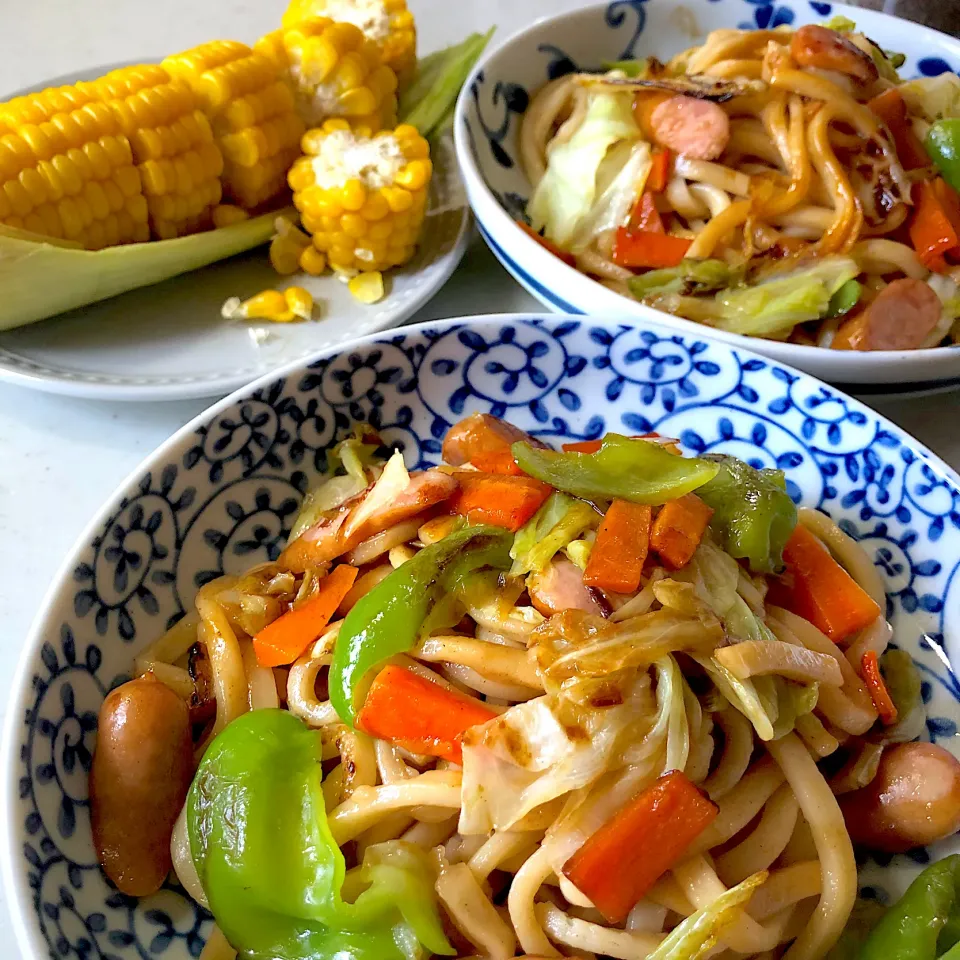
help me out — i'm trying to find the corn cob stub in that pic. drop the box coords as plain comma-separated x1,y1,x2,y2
0,89,150,248
163,41,305,211
281,0,416,89
77,65,224,239
290,119,430,275
255,18,398,132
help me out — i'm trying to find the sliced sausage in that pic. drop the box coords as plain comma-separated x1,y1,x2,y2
839,741,960,852
790,25,879,85
441,413,546,470
528,558,607,618
280,469,457,571
90,674,194,896
832,278,942,351
649,95,730,161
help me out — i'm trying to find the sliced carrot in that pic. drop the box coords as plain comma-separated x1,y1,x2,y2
650,494,714,569
448,471,552,532
766,524,882,644
583,499,652,593
253,564,358,667
868,88,929,171
517,221,576,267
356,664,497,763
612,228,692,269
628,191,664,234
648,148,671,193
909,178,960,272
861,650,899,726
563,771,718,924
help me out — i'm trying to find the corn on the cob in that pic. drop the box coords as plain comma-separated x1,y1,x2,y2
77,65,224,239
289,118,430,274
0,89,150,248
281,0,416,88
163,41,305,211
222,285,314,322
256,19,398,132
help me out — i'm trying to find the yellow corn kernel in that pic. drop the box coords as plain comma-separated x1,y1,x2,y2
348,271,384,304
395,158,430,191
269,216,312,274
299,244,326,275
212,203,249,228
221,286,313,322
341,179,366,211
284,285,314,319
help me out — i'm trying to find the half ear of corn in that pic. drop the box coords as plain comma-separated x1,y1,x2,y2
163,41,305,210
77,64,224,239
255,18,398,132
289,118,430,274
0,90,150,248
281,0,416,88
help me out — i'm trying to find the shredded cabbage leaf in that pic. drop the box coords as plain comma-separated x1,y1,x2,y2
901,72,960,123
646,871,768,960
629,259,734,300
528,90,639,247
509,492,596,578
713,257,860,337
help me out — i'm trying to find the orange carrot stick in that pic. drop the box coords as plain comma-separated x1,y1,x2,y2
910,178,960,272
648,147,672,192
868,88,928,171
861,650,898,726
563,771,718,923
253,564,358,667
356,664,497,763
517,220,577,267
650,493,714,569
583,499,652,593
449,471,551,532
766,524,882,643
612,228,692,269
627,191,664,233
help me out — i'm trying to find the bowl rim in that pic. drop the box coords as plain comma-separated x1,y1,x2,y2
452,0,960,375
6,309,960,960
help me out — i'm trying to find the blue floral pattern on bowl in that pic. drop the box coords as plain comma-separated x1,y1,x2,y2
7,314,960,959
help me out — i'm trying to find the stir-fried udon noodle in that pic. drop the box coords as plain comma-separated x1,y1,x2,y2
518,20,960,351
90,416,960,960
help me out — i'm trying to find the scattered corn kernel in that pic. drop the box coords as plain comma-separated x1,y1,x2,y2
212,203,249,228
348,270,384,303
269,215,312,274
221,285,314,322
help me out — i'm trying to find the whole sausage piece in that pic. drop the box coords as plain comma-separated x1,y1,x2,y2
90,674,194,896
832,278,942,351
649,95,730,161
839,741,960,852
790,24,879,85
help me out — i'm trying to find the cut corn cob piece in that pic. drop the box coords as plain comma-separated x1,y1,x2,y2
255,18,398,132
291,119,430,274
0,88,150,249
163,41,305,211
77,64,224,239
222,284,314,322
281,0,416,89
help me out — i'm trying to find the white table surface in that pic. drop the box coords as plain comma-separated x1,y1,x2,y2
3,0,960,953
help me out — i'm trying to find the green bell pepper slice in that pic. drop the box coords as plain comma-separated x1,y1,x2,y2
857,854,960,960
329,524,512,726
927,119,960,195
696,454,797,574
188,709,453,960
511,434,719,504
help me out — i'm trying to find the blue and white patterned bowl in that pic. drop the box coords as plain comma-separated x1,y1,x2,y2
4,313,960,959
453,0,960,395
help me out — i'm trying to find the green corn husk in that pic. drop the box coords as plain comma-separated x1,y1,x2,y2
0,209,286,331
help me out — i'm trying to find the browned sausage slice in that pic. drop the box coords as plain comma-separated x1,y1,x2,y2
790,24,879,84
832,278,942,351
90,674,194,896
280,469,458,571
528,558,607,618
442,413,546,467
839,741,960,852
649,95,730,161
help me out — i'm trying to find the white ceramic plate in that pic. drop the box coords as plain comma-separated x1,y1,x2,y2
0,65,471,402
454,0,960,395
